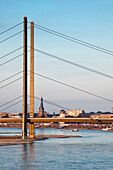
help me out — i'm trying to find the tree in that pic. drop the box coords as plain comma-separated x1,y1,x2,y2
97,111,102,114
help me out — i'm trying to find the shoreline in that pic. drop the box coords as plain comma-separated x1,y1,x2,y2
0,125,103,130
0,134,82,147
0,126,111,146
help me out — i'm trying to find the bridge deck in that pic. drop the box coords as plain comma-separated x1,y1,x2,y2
0,118,113,123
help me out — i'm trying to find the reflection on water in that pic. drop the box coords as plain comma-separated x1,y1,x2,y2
21,143,35,169
0,129,113,169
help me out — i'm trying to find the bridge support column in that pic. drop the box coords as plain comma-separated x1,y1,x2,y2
29,21,34,138
22,16,28,140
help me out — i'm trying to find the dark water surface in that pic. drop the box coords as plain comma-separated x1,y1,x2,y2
0,128,113,170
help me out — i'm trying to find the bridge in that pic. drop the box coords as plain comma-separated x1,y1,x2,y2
0,17,113,139
0,117,113,124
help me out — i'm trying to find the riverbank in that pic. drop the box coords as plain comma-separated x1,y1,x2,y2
0,134,82,146
0,124,103,130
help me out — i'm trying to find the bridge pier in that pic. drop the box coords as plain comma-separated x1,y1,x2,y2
29,122,34,138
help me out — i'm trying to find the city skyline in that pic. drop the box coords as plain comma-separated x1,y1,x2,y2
0,0,113,113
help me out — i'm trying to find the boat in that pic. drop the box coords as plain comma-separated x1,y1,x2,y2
72,129,79,132
102,127,113,131
35,125,41,128
61,129,72,132
61,129,79,132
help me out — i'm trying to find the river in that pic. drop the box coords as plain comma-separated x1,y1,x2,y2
0,128,113,170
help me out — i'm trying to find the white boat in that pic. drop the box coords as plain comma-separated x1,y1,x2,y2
35,125,41,128
61,129,72,132
72,129,79,132
102,127,113,131
61,129,79,132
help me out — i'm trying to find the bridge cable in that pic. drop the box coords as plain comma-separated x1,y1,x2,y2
33,71,113,103
33,96,71,110
32,47,113,80
0,46,23,60
0,30,23,44
0,76,23,90
0,95,23,108
0,73,30,89
0,22,23,35
0,95,30,112
0,100,23,112
0,53,23,67
0,71,23,84
0,50,30,67
0,95,70,112
34,24,113,56
0,27,30,44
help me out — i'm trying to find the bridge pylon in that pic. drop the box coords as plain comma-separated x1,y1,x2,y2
22,16,28,139
29,21,35,138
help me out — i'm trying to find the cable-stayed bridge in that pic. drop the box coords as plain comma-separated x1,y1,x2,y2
0,16,113,139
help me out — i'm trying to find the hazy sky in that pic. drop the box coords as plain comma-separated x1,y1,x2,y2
0,0,113,113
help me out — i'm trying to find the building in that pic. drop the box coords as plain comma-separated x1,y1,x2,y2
67,110,82,117
38,97,45,117
0,112,8,118
60,109,66,117
8,113,21,118
91,114,113,119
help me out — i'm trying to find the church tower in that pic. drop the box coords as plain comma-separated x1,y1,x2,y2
38,97,45,117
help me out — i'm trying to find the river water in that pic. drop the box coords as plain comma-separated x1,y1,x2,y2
0,128,113,170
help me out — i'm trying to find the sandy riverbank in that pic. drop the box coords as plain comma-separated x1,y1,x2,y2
0,134,82,146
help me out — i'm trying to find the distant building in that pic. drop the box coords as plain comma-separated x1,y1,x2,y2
53,110,55,116
60,109,66,117
0,112,8,118
8,113,21,118
67,110,82,117
91,114,113,119
38,97,45,117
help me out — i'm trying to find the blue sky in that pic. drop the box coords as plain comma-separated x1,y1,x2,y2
0,0,113,113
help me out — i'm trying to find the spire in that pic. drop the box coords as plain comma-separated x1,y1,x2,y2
38,97,45,117
40,97,44,110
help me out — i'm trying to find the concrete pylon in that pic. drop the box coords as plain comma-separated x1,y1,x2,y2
22,16,27,140
29,21,35,138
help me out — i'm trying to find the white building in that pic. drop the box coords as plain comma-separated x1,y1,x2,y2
67,110,82,117
60,109,66,118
